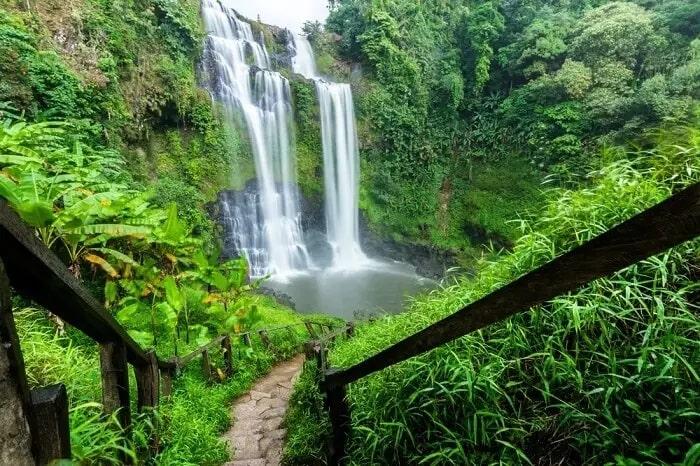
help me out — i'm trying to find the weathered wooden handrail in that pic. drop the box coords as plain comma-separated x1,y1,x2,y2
159,321,334,371
0,198,340,464
175,335,227,368
319,183,700,464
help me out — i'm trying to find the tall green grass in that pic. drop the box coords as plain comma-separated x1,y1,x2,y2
14,295,328,464
284,123,700,465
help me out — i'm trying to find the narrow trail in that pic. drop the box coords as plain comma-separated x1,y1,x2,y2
223,355,305,466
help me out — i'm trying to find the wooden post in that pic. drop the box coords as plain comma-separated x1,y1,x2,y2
314,344,326,372
30,384,71,464
322,372,351,466
258,330,271,349
135,351,159,411
99,342,131,430
221,336,233,377
201,350,212,381
0,258,34,465
161,368,174,398
303,341,316,362
304,321,318,338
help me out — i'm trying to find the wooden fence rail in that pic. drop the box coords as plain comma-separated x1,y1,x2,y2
315,183,700,465
0,199,340,465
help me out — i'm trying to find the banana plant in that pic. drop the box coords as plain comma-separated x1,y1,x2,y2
57,193,155,277
163,276,192,349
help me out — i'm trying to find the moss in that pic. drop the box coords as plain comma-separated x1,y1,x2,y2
291,78,324,198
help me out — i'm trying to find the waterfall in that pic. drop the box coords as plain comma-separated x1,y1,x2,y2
202,1,311,277
290,33,367,269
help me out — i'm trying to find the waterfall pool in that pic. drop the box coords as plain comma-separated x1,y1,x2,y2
264,261,436,320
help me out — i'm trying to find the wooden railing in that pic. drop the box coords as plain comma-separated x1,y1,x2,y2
308,183,700,465
0,199,337,465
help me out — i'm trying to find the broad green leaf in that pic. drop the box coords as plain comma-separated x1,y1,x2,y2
0,154,42,165
683,444,700,466
163,276,184,312
92,247,140,267
210,270,229,291
66,224,151,237
0,175,20,204
116,303,141,324
127,330,154,348
16,200,55,227
162,203,186,242
154,302,177,330
104,281,118,306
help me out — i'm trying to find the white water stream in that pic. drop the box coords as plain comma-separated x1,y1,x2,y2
290,33,367,269
202,1,312,278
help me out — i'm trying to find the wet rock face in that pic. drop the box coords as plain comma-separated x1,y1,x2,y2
268,27,294,70
298,191,325,234
357,214,459,281
462,222,511,251
258,287,296,310
294,189,457,279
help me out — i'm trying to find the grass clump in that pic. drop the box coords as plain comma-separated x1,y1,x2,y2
284,122,700,465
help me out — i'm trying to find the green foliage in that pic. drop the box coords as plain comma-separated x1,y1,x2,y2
459,1,504,91
14,308,149,463
325,0,700,249
1,108,316,462
0,0,239,220
15,296,315,465
291,79,324,197
285,123,700,464
283,364,330,465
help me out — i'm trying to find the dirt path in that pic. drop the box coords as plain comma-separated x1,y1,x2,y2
223,355,304,466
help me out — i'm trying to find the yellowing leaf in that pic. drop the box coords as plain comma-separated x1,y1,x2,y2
84,253,119,278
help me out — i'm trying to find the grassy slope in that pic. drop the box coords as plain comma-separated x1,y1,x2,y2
284,126,700,465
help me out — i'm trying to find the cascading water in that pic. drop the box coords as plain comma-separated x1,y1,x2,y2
290,33,367,269
202,1,311,277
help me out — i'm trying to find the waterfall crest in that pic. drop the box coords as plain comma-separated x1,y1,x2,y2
290,33,367,269
202,1,311,277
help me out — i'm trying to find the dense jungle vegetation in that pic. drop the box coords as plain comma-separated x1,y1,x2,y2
301,0,700,254
284,121,700,465
0,0,698,464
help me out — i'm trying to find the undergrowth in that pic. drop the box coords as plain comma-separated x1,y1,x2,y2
14,296,334,465
284,123,700,465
